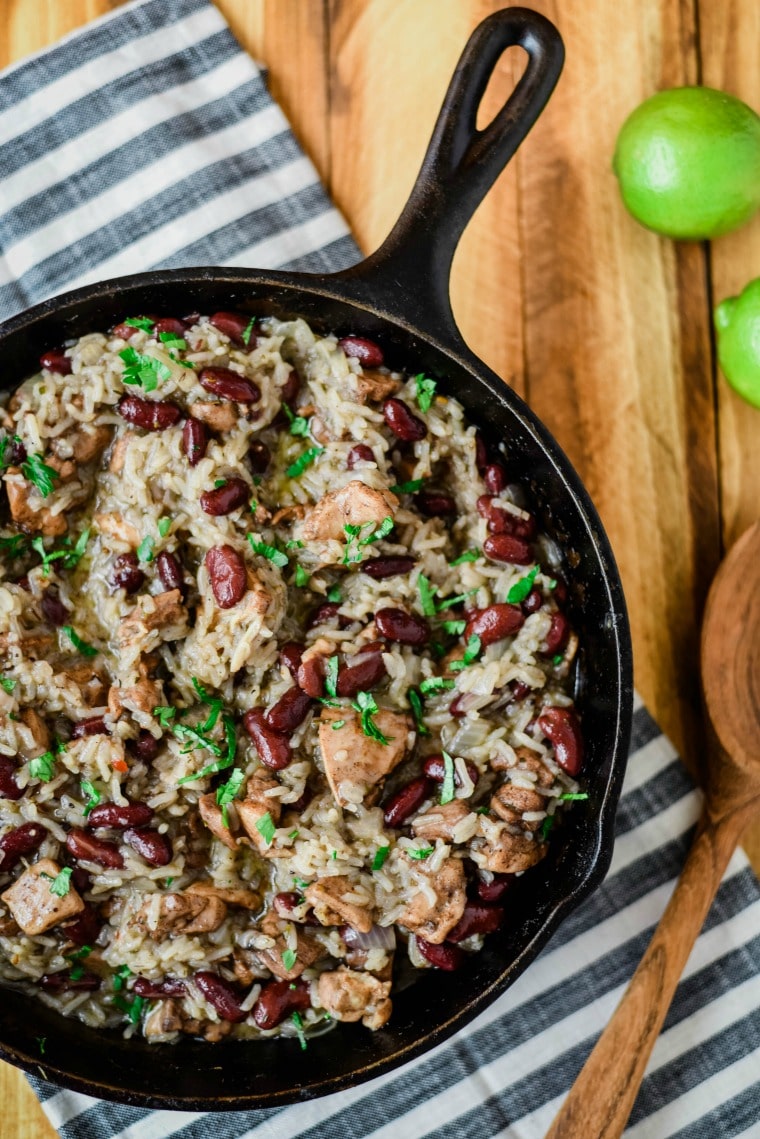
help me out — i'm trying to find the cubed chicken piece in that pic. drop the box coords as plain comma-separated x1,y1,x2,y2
15,708,50,760
257,926,323,980
305,875,374,934
318,707,411,807
58,662,108,707
108,673,164,720
188,401,238,432
490,746,555,784
198,793,239,850
411,800,475,843
237,770,282,856
185,881,260,910
353,370,400,404
134,891,227,939
144,997,184,1041
490,784,546,830
53,424,112,465
301,481,399,542
94,511,140,548
398,855,466,945
108,432,136,475
117,590,188,654
5,468,67,536
317,967,392,1030
477,826,548,874
1,859,84,935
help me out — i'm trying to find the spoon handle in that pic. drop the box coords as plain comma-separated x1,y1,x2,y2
544,806,748,1139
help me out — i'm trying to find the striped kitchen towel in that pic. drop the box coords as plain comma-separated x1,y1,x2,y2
0,1,759,1136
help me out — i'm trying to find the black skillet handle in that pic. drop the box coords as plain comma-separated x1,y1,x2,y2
333,8,564,352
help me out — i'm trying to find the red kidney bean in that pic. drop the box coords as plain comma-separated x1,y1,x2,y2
273,891,310,920
40,971,100,992
475,432,489,474
39,348,72,375
112,322,137,340
10,438,26,465
338,336,384,368
296,654,326,698
280,370,300,409
483,533,534,566
87,801,152,829
537,706,583,776
347,444,375,469
483,463,508,494
383,775,432,828
209,311,254,347
415,491,456,517
289,785,314,815
69,864,91,895
265,687,313,735
253,977,310,1030
447,902,505,943
131,730,160,763
72,716,108,740
306,602,341,629
183,417,208,466
466,604,524,647
243,709,291,770
118,395,182,431
383,398,427,441
544,612,570,655
476,496,536,539
156,551,185,597
205,545,247,609
111,553,145,595
0,755,23,802
553,578,568,604
416,937,465,971
510,680,531,701
133,976,187,999
423,754,479,788
199,366,259,404
362,555,416,579
40,590,69,626
200,476,249,516
376,607,429,646
124,827,172,867
475,873,514,904
61,904,101,947
522,588,543,616
336,650,387,698
449,693,466,718
194,971,247,1022
279,641,305,681
248,440,270,474
66,828,124,869
153,317,187,336
0,822,46,872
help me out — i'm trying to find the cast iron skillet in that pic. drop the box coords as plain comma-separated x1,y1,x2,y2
0,7,632,1110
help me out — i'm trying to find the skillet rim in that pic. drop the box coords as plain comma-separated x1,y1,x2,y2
0,265,633,1109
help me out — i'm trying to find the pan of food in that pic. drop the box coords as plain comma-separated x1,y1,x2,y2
0,6,632,1110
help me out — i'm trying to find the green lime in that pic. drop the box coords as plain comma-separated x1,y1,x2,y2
715,278,760,408
613,87,760,239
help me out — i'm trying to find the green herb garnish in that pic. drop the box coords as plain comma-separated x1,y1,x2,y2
326,584,342,603
292,876,309,891
282,948,297,972
407,687,430,736
408,846,434,860
61,626,98,658
417,573,438,617
157,517,171,538
450,634,482,672
281,402,310,438
414,373,437,413
437,588,479,611
331,720,345,731
214,478,227,488
440,751,456,805
36,1037,46,1055
29,752,55,781
113,965,132,991
291,1010,307,1050
324,655,339,699
21,453,58,498
351,690,391,744
81,780,101,817
440,619,466,636
552,653,564,665
372,846,390,872
32,528,90,575
124,317,155,332
294,564,310,588
559,792,589,801
540,815,555,841
153,706,176,729
256,811,276,847
248,535,289,569
390,478,425,495
191,677,224,730
286,446,323,479
506,565,540,605
360,516,394,546
158,331,187,351
449,549,480,566
47,867,73,897
119,347,171,392
66,946,92,962
113,993,145,1025
0,677,15,693
0,534,29,559
242,317,256,347
216,768,245,827
419,677,455,695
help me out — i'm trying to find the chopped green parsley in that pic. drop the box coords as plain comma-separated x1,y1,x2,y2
440,619,467,636
248,535,289,569
559,792,589,802
158,331,187,351
112,964,133,991
372,846,390,872
0,677,15,693
242,317,256,347
540,815,555,841
214,478,227,489
291,1010,307,1050
281,402,310,437
408,846,434,860
32,528,90,576
0,534,29,559
552,653,564,665
21,453,58,498
506,565,540,605
390,478,425,495
216,768,245,827
61,626,98,658
450,634,482,672
417,573,438,617
81,779,101,817
124,317,155,332
440,751,456,805
450,549,480,566
414,373,437,412
157,517,171,538
351,691,391,745
256,811,276,847
47,867,73,897
136,535,154,564
294,564,310,588
331,719,346,731
407,687,429,736
282,948,297,972
419,677,455,695
324,655,339,699
326,585,342,604
119,346,171,392
286,446,324,479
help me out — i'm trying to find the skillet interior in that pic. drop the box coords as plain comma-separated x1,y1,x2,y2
0,268,633,1109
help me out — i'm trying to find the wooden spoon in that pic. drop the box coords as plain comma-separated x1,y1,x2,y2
545,520,760,1139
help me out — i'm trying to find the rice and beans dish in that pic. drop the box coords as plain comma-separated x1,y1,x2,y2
0,311,584,1045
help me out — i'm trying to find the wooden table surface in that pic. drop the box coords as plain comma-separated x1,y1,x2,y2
1,0,759,1133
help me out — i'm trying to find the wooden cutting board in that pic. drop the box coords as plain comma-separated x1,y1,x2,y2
1,2,759,1135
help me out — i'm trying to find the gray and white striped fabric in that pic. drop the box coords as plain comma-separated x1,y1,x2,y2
1,1,759,1135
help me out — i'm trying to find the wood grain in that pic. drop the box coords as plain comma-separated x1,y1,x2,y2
0,0,759,1133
